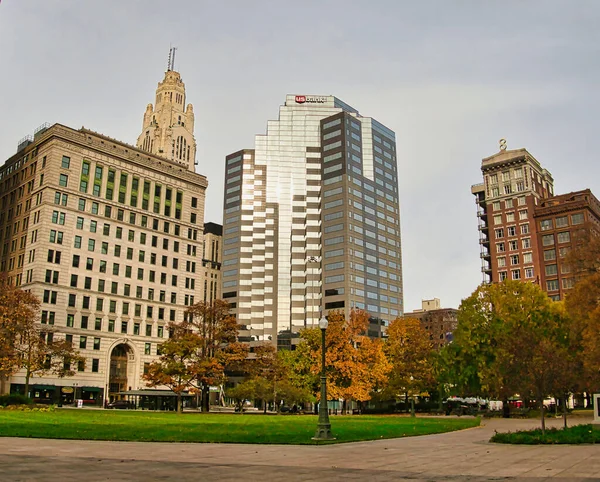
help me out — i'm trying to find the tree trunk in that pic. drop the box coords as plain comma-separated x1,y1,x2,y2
410,396,415,417
502,397,510,418
563,393,568,429
177,393,182,413
24,367,31,399
201,384,210,412
539,398,546,435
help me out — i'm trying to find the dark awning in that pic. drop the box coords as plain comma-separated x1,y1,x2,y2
117,389,194,398
33,385,56,389
81,387,102,392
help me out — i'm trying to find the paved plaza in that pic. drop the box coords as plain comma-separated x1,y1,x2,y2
0,414,598,481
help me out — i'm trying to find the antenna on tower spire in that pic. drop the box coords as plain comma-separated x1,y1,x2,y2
167,46,178,72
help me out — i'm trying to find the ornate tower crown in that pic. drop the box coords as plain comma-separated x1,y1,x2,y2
136,48,197,171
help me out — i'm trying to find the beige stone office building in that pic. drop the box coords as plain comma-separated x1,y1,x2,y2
0,64,214,406
222,95,403,349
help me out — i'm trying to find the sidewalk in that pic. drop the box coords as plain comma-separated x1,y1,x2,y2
0,414,597,481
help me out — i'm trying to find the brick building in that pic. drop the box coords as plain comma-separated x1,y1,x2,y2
472,142,600,299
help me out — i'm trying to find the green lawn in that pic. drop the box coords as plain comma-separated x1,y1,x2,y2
0,409,479,444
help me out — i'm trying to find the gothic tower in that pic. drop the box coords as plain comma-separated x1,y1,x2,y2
137,48,197,171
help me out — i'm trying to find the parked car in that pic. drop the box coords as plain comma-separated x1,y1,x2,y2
107,400,134,409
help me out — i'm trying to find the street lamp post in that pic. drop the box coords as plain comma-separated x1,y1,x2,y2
313,316,334,441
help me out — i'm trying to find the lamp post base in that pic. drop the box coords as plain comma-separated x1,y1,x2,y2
312,423,335,441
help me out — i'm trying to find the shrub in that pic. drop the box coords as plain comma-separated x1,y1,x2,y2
491,424,600,444
0,394,33,406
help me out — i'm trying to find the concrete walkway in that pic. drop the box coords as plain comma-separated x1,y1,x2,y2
0,414,598,481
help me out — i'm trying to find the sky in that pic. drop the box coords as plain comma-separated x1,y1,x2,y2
1,1,599,313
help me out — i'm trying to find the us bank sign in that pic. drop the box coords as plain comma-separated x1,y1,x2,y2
295,95,328,104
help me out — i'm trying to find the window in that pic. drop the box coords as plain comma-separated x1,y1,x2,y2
519,210,528,220
108,319,115,332
506,212,515,222
93,337,101,350
509,240,518,251
499,271,507,281
546,279,559,291
557,231,570,243
494,228,504,238
559,246,571,258
92,359,99,373
497,257,506,268
540,219,553,231
555,216,568,228
496,242,505,253
520,224,529,234
493,215,502,225
522,238,531,249
525,267,534,279
523,252,533,263
507,226,516,237
511,269,521,280
134,323,140,336
79,336,87,349
542,234,554,246
545,264,558,276
571,213,584,225
61,156,71,169
544,249,556,261
95,318,102,330
510,255,519,265
59,174,68,187
505,199,513,208
562,278,575,289
121,321,128,334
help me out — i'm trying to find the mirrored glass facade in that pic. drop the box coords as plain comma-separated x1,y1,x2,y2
222,95,403,348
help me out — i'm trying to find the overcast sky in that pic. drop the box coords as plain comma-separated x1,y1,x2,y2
1,1,599,312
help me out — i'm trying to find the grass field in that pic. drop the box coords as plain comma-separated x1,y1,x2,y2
0,409,480,444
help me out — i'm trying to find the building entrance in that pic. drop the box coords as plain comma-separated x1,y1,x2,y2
109,344,134,401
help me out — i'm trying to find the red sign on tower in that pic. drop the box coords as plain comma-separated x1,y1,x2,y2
295,95,306,104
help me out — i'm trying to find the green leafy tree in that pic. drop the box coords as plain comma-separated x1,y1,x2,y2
446,280,577,433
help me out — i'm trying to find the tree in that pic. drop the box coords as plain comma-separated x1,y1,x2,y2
384,317,434,416
145,300,248,413
564,229,600,396
226,379,255,413
299,309,390,413
446,280,577,433
143,323,203,413
0,279,84,397
185,300,248,412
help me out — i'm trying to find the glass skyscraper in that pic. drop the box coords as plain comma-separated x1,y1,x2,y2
222,95,403,349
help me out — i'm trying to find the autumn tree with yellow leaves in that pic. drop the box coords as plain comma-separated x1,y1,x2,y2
299,309,390,414
384,317,435,416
